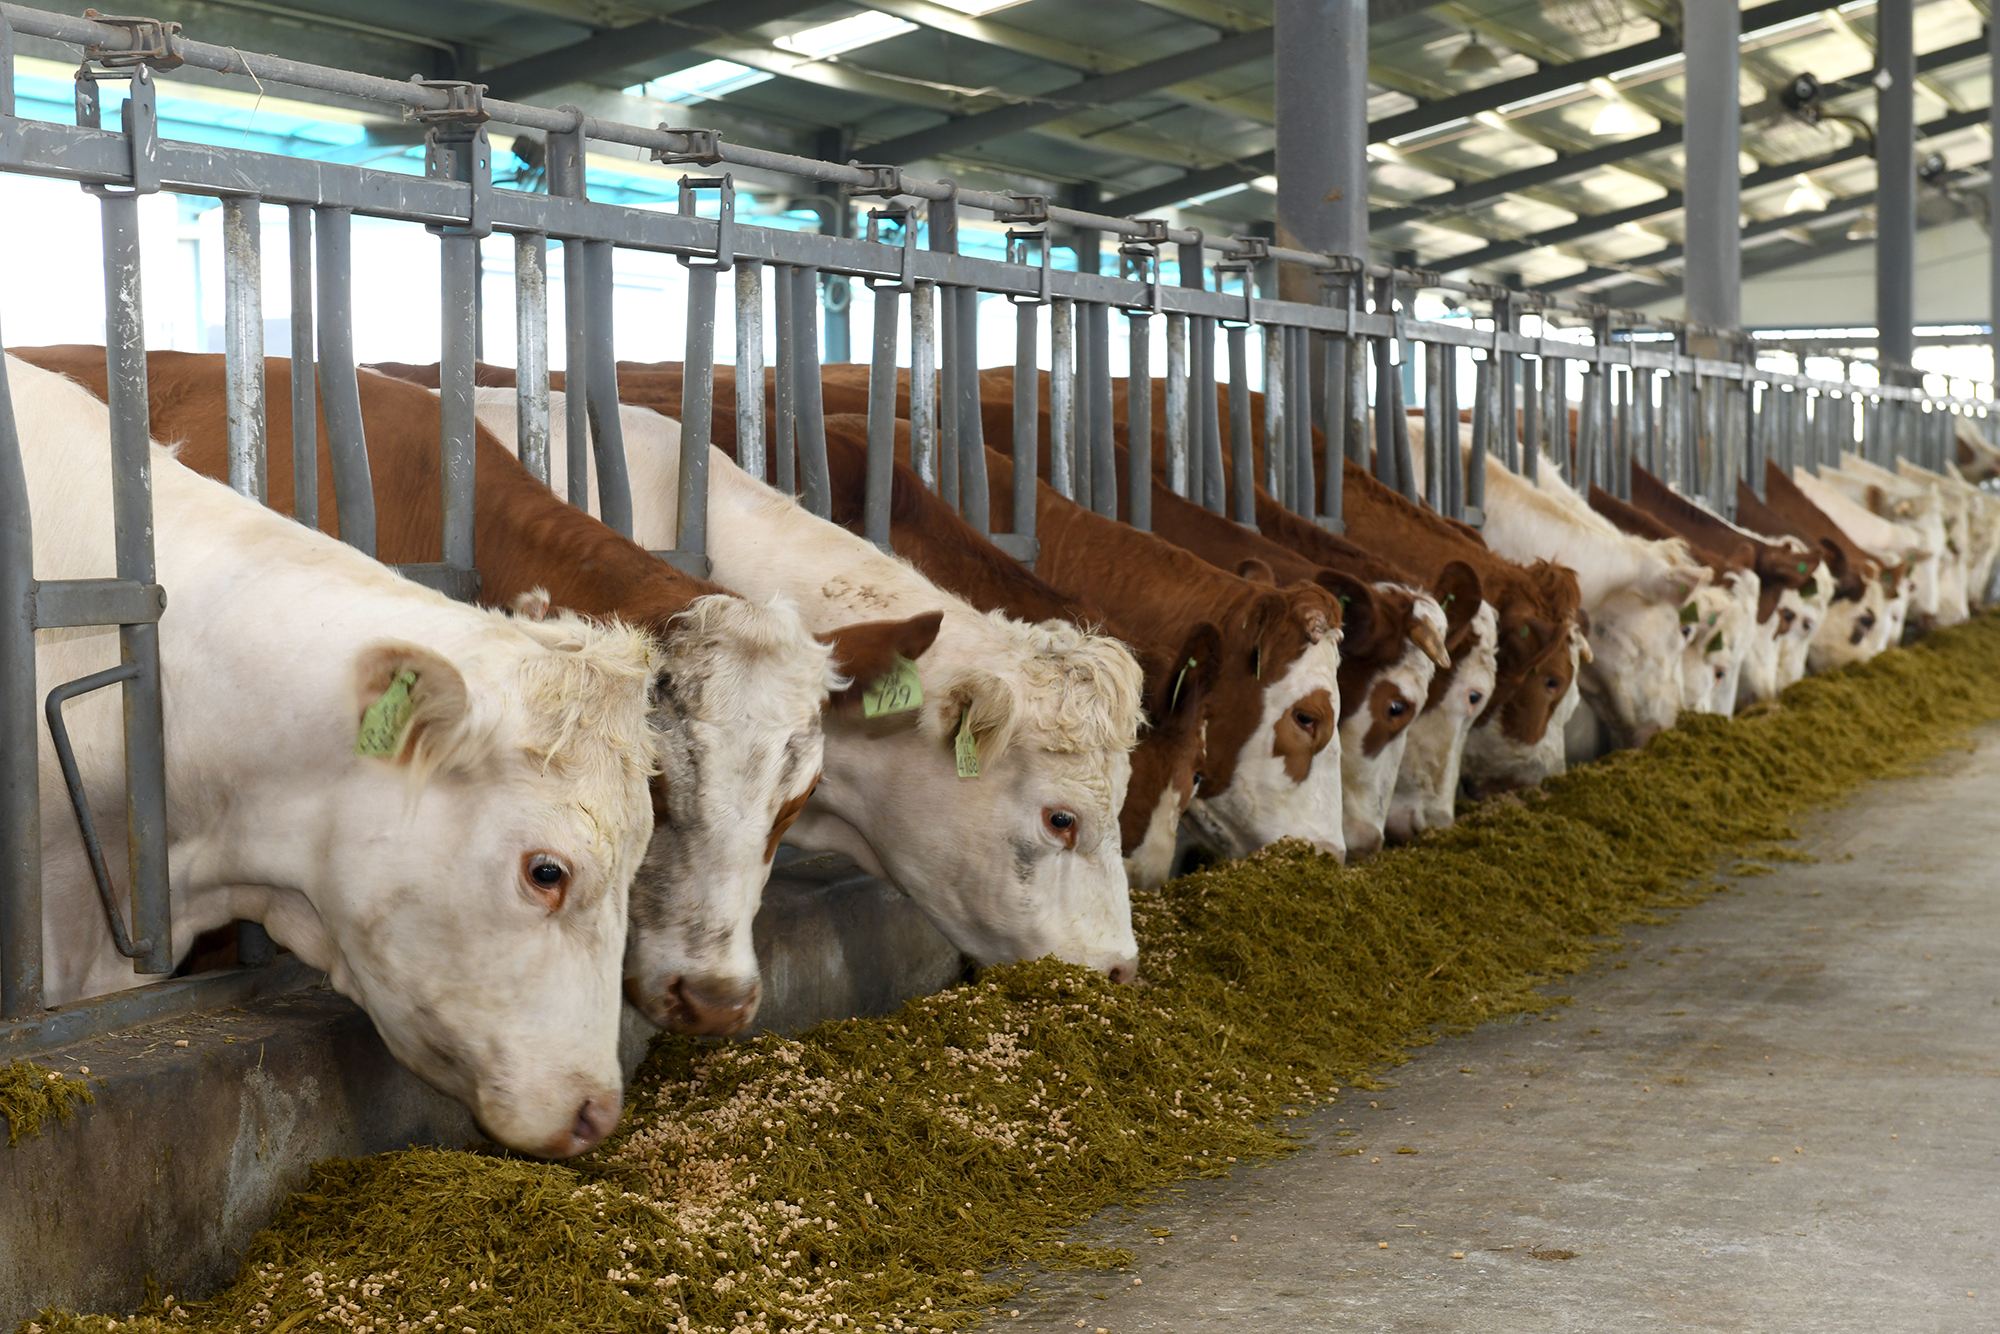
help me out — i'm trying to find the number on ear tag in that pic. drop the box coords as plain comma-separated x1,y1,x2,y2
954,712,980,779
863,654,924,719
356,670,418,757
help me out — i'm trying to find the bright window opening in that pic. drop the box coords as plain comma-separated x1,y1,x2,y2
626,60,773,104
777,11,920,59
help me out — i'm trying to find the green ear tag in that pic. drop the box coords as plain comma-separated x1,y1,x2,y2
862,654,924,719
1797,561,1810,574
1679,602,1699,624
1518,625,1531,640
1800,577,1819,598
356,670,418,758
1705,631,1724,654
1707,613,1718,626
1252,646,1262,680
1170,657,1197,712
954,712,980,780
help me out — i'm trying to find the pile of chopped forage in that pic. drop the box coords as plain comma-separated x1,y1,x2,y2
28,612,2000,1334
0,1059,93,1149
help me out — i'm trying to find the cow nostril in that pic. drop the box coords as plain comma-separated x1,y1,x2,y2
665,976,763,1037
552,1091,621,1157
1106,959,1140,986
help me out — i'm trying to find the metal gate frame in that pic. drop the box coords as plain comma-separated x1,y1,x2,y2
0,1,1989,1051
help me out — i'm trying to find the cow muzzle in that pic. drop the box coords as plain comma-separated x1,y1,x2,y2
541,1088,622,1159
651,974,763,1037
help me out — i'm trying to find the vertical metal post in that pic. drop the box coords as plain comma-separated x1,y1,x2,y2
1087,301,1114,520
515,232,551,487
1683,0,1743,334
1009,293,1036,528
864,274,900,551
1464,349,1485,523
312,207,374,556
1613,366,1632,499
678,258,719,572
912,281,938,491
1228,324,1255,525
221,197,266,505
1423,339,1444,511
1274,0,1368,259
1878,0,1917,379
1346,332,1370,472
1050,299,1075,500
955,285,990,536
1391,347,1417,504
773,264,797,495
1471,355,1492,494
1263,324,1286,505
97,189,172,977
1496,299,1519,473
1443,344,1463,518
1522,355,1542,484
1373,332,1397,490
1321,331,1345,528
1291,326,1314,519
582,240,633,536
1129,311,1153,531
792,264,832,519
1165,312,1189,497
1,326,43,1015
1198,317,1224,513
735,259,766,486
286,205,317,528
547,112,591,512
1073,296,1094,514
438,230,479,577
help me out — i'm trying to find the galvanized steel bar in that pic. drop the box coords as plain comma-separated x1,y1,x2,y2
1009,295,1036,521
937,279,960,511
1443,345,1462,518
581,240,633,537
562,239,590,509
1464,350,1485,523
1290,326,1313,519
1087,301,1114,520
1321,334,1345,528
1470,355,1491,495
1,336,42,1017
1344,334,1369,473
1423,340,1444,512
1050,299,1075,500
1072,296,1094,515
312,207,374,556
1128,311,1152,531
1373,333,1396,491
1164,312,1189,497
912,281,938,491
1228,323,1255,526
221,196,266,504
864,274,900,551
956,285,990,536
97,190,172,977
773,262,797,495
1521,355,1541,485
1198,317,1224,513
735,259,765,486
1263,325,1285,505
792,263,832,520
515,232,551,487
677,258,719,572
1390,349,1417,504
286,204,316,529
438,231,479,579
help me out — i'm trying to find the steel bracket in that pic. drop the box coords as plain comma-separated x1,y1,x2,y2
653,126,724,166
80,10,183,71
845,161,905,198
993,192,1049,225
75,61,158,195
1005,227,1050,306
1117,238,1161,314
865,205,915,291
1127,217,1170,244
677,174,735,273
414,80,492,239
31,578,166,629
405,77,489,127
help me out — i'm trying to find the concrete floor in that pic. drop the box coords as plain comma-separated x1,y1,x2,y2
982,730,2000,1333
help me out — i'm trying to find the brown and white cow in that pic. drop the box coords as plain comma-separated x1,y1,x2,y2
18,346,929,1041
1741,465,1899,670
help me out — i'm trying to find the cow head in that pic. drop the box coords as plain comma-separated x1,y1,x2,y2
1183,584,1347,863
1321,574,1445,860
1677,578,1753,716
802,616,1144,980
624,599,939,1039
317,618,659,1159
1122,623,1223,890
1389,597,1498,843
1577,556,1707,748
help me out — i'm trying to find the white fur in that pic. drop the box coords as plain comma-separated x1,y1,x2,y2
1389,600,1498,840
18,356,658,1157
1338,589,1443,857
1182,638,1347,861
478,390,1144,976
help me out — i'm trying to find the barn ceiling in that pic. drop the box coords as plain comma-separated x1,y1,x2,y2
13,0,1997,313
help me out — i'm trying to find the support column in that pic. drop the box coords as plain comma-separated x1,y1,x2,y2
1986,1,1997,390
1877,0,1916,379
1274,0,1367,286
1682,0,1742,337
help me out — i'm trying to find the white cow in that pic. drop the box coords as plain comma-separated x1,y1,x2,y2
1484,454,1708,748
1814,458,1960,626
1790,470,1923,649
1899,455,2000,604
1388,600,1498,841
15,356,658,1158
474,390,1145,980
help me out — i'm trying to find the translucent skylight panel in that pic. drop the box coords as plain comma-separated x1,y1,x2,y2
627,60,774,104
776,11,920,59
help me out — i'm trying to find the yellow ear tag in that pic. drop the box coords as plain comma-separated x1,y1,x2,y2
954,711,980,780
356,670,419,758
862,653,924,719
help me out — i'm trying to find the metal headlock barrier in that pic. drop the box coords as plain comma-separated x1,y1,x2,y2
0,2,1991,1050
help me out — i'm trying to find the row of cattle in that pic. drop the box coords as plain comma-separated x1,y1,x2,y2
14,343,1995,1161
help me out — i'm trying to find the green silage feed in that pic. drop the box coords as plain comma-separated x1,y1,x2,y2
0,1060,92,1149
26,613,2000,1334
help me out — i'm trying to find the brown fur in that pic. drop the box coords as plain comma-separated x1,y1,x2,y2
1735,462,1880,604
1623,465,1812,623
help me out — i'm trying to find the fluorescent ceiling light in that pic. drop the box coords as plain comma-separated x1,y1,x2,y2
929,0,1030,12
1784,176,1829,213
628,59,772,103
777,11,919,59
1250,175,1279,193
1589,99,1640,135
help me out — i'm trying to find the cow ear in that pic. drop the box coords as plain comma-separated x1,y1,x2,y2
1236,557,1277,585
931,668,1016,774
1314,570,1374,649
1432,560,1482,644
1158,621,1224,723
818,610,944,709
351,642,471,768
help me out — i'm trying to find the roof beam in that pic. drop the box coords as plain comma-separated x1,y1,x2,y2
1104,150,1275,215
1372,126,1681,231
481,0,828,99
854,28,1275,164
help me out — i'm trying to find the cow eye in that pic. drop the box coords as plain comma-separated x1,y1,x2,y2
1467,691,1484,707
1191,772,1208,793
523,852,571,910
1042,808,1079,848
1714,666,1727,680
1780,609,1796,626
1545,676,1562,691
1292,709,1316,731
1387,700,1408,718
1802,620,1814,633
